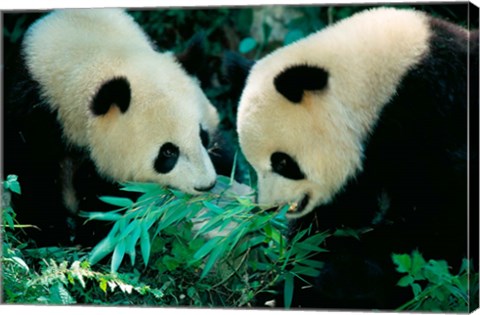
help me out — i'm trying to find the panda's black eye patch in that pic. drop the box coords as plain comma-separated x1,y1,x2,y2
154,142,179,174
200,126,210,148
271,152,305,180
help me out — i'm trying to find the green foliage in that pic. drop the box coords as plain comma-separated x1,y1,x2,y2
393,251,479,312
79,175,329,307
2,177,167,305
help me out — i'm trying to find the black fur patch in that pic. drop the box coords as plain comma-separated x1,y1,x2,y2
223,51,255,99
200,125,210,148
154,142,179,174
271,152,305,180
176,32,206,76
91,77,131,115
274,65,328,103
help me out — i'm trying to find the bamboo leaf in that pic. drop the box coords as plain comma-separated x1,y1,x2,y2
98,196,134,208
291,265,321,277
125,223,142,266
79,211,123,221
284,273,294,309
140,224,151,266
293,242,327,253
193,236,221,261
111,240,126,272
298,259,325,270
121,182,166,194
89,235,117,265
200,244,225,279
202,201,225,215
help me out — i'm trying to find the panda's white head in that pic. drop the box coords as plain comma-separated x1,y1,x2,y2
23,8,219,194
236,8,431,218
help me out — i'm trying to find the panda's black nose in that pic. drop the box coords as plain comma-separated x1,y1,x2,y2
194,181,216,192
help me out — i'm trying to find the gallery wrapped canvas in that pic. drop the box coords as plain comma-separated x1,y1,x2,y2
1,1,479,313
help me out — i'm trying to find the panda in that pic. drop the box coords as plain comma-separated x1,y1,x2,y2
3,9,229,246
231,7,479,310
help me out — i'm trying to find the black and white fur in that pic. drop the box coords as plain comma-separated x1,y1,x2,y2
4,9,227,246
233,7,479,309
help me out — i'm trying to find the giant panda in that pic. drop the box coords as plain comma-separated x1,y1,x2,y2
231,7,479,310
3,9,229,246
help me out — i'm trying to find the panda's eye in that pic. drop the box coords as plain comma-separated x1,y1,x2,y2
162,146,176,158
271,152,305,180
154,142,179,174
200,126,210,148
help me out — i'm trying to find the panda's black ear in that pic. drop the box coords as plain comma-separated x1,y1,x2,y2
176,32,206,76
274,65,328,103
223,51,255,99
91,77,131,116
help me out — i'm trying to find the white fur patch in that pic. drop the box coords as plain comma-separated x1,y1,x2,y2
237,8,431,218
23,9,219,194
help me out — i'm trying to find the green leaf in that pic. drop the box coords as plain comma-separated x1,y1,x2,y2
248,235,266,248
239,37,257,54
89,235,117,265
170,189,188,199
262,22,272,44
140,225,151,267
392,253,412,273
7,181,21,195
202,201,225,215
121,182,166,194
299,259,324,270
4,175,21,194
171,240,189,260
200,244,225,279
424,260,451,284
162,255,180,271
4,207,15,229
98,196,134,208
125,223,142,266
291,265,321,277
154,200,186,231
50,283,76,304
284,273,294,309
6,174,18,182
397,275,414,287
333,228,361,240
293,242,327,254
290,226,311,244
411,250,426,278
411,283,422,297
111,240,126,272
250,215,273,230
194,213,225,237
99,278,108,293
187,286,197,298
284,29,304,46
266,225,283,245
193,236,221,261
236,9,253,34
80,211,123,221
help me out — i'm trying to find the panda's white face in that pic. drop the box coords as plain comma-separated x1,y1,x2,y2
23,9,219,194
87,52,219,194
237,8,431,218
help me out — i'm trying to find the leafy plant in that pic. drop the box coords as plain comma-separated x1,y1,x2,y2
80,175,329,307
393,251,479,312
